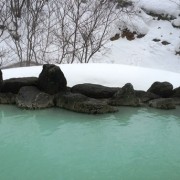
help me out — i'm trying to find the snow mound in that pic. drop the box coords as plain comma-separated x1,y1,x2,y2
2,64,180,91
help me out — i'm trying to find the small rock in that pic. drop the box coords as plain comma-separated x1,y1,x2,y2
173,86,180,97
161,41,170,45
1,77,38,94
149,98,176,110
0,93,16,104
110,34,120,41
0,69,2,91
16,86,54,109
153,38,161,42
135,90,160,103
109,83,141,106
147,81,173,98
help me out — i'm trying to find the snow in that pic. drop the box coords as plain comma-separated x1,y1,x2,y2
132,0,180,17
1,0,180,91
95,0,180,73
2,64,180,91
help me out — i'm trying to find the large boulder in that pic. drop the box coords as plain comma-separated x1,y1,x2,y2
149,98,176,110
109,83,141,106
147,81,173,98
38,64,67,95
55,92,118,114
1,77,38,94
71,83,119,99
0,93,16,104
16,86,54,109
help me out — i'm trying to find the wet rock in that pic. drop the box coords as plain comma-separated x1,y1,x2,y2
71,83,119,99
16,86,54,109
135,90,160,103
149,98,176,109
172,97,180,105
1,77,38,94
109,83,141,106
0,93,16,104
55,92,118,114
147,81,173,98
38,64,67,95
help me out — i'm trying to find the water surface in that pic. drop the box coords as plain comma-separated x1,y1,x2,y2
0,105,180,180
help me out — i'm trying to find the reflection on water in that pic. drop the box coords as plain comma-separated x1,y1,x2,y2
0,105,180,180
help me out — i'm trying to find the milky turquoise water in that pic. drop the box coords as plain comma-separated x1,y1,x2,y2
0,105,180,180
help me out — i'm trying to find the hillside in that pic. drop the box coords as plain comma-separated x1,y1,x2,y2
95,0,180,73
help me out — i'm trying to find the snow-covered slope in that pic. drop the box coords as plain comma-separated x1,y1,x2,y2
2,64,180,91
95,0,180,73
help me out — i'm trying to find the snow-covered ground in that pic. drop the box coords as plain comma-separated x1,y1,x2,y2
2,64,180,91
95,0,180,73
1,0,180,91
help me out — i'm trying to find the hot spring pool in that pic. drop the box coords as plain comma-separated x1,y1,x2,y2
0,105,180,180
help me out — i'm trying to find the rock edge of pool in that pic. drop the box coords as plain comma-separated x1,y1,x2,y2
0,64,180,114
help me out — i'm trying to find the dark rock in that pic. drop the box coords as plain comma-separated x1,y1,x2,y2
149,98,176,109
71,83,119,99
1,77,38,94
176,51,180,56
172,97,180,105
116,0,133,8
110,34,120,41
135,90,160,103
38,64,67,95
153,38,161,42
109,83,141,106
173,86,180,97
55,92,118,114
0,93,16,104
161,41,170,45
16,86,54,109
147,81,173,98
137,34,145,38
0,69,2,91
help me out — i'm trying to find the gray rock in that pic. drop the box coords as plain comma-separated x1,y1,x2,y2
1,77,38,94
16,86,54,109
172,97,180,105
38,64,67,95
135,90,160,103
55,92,118,114
0,69,2,91
71,83,119,99
149,98,176,109
0,93,16,104
147,81,173,98
109,83,141,106
173,87,180,97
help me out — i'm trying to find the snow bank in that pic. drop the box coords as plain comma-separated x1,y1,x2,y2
2,64,180,91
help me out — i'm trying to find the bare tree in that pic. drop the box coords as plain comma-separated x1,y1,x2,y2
52,0,129,63
0,0,136,67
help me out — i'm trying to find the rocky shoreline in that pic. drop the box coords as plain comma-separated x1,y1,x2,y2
0,64,180,114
